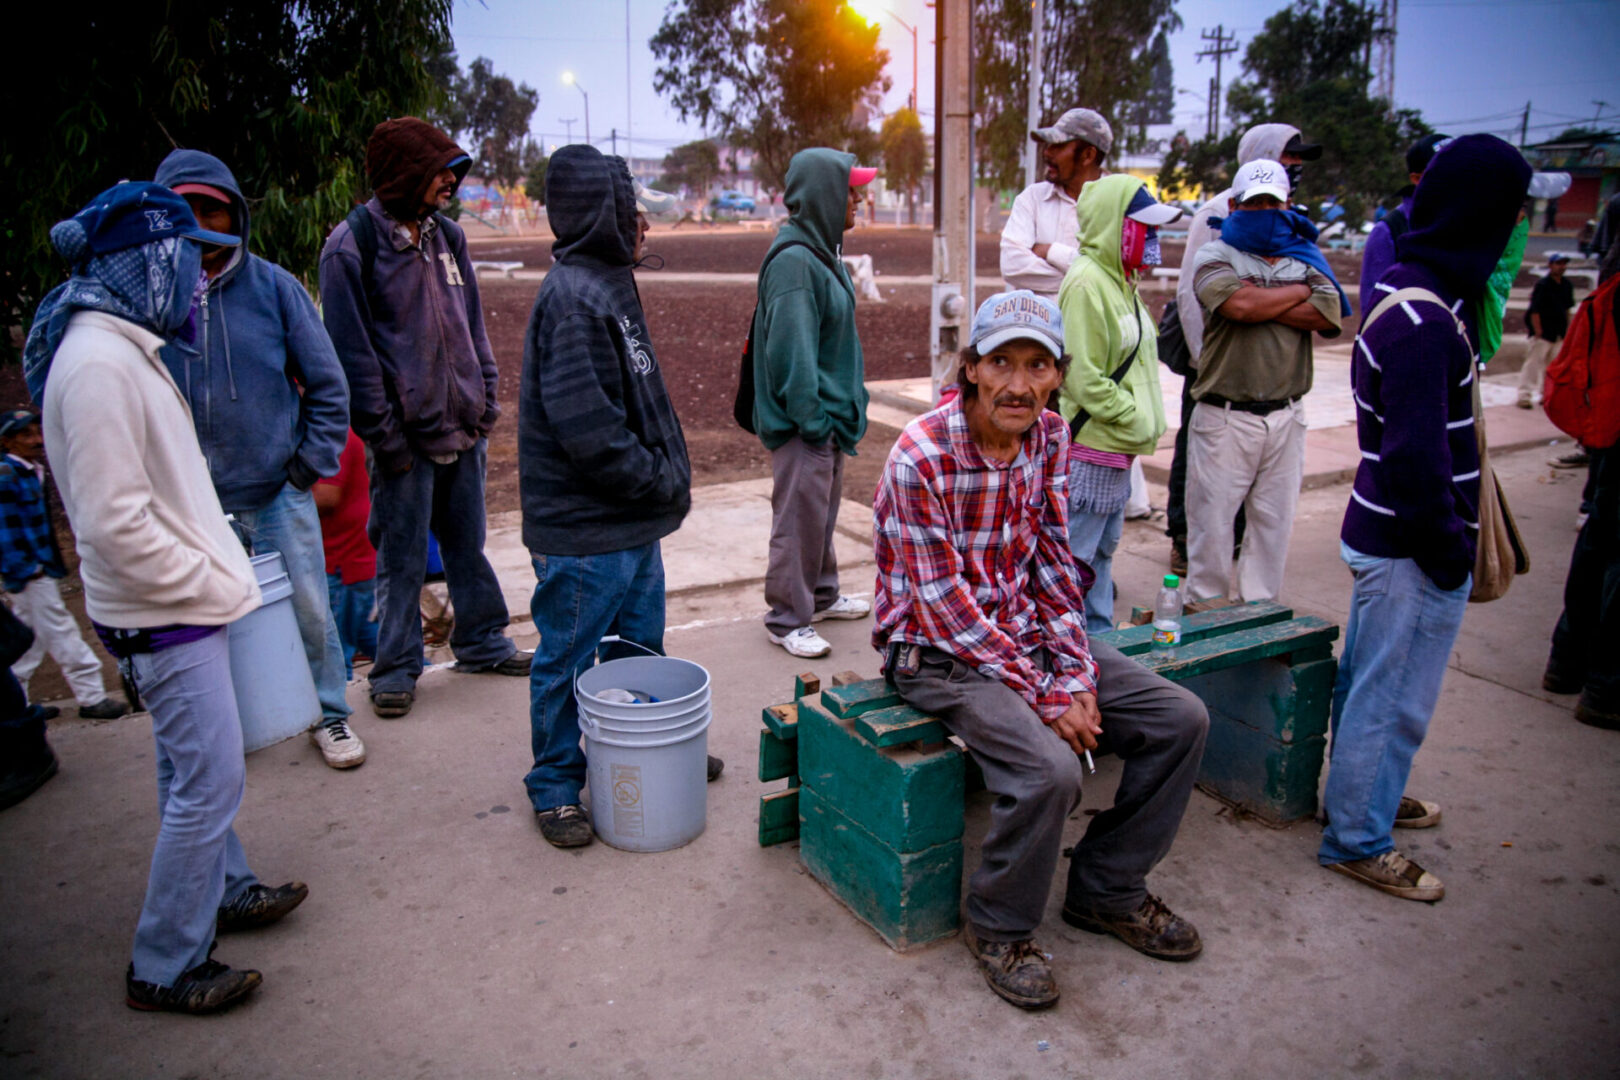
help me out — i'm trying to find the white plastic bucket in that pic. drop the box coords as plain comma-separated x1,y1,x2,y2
575,650,712,852
228,551,321,752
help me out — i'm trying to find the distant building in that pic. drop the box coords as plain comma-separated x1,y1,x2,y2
1524,131,1619,231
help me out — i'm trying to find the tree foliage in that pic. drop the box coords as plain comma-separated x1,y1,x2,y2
1158,0,1429,224
522,141,549,204
438,56,540,188
879,108,928,224
3,0,454,348
649,0,890,196
660,140,723,199
974,0,1182,192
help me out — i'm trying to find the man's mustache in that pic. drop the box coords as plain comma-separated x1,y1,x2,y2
993,393,1037,410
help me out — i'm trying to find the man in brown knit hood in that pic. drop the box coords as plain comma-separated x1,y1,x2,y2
319,117,531,720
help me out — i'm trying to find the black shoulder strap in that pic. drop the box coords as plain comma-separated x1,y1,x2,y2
1069,304,1147,440
346,205,378,285
1385,207,1409,242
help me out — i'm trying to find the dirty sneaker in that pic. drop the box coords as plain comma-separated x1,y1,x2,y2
962,922,1059,1009
1061,893,1203,961
310,720,366,769
1393,796,1440,829
371,690,413,718
217,881,310,932
536,803,594,848
812,595,871,622
78,698,129,720
467,651,534,677
126,953,261,1015
707,755,724,782
768,626,832,658
1327,850,1444,901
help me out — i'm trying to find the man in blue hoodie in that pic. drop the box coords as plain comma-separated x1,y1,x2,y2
319,118,530,720
1321,134,1530,902
518,148,722,847
153,150,361,770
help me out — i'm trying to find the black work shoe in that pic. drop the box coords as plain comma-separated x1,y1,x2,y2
0,744,58,811
371,690,414,718
1543,665,1584,695
78,698,129,721
1062,893,1203,961
962,922,1059,1009
536,803,593,848
217,882,309,932
1170,537,1188,577
707,755,724,782
37,705,60,721
471,651,533,677
1575,695,1620,730
126,951,261,1014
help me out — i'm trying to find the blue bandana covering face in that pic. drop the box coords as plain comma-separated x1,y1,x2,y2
1215,207,1352,317
23,232,204,403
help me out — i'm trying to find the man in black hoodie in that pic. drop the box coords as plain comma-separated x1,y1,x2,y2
518,146,716,848
320,118,530,720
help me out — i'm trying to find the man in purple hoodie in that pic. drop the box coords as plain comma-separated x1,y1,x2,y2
1320,134,1530,903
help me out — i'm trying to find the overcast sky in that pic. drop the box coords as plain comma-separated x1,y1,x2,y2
450,0,1620,161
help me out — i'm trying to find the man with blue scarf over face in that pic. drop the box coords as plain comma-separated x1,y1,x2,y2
25,182,310,1014
1186,159,1346,604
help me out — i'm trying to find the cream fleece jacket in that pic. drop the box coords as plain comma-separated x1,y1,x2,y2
42,311,261,629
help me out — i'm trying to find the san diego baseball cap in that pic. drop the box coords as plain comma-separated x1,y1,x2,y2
970,290,1065,357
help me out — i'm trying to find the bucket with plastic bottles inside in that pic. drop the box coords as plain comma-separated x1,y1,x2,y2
229,551,321,752
574,640,712,852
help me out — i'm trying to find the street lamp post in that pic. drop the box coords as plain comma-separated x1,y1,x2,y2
853,2,918,114
562,72,590,146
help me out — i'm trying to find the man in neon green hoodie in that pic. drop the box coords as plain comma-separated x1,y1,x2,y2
750,148,877,658
1057,176,1182,632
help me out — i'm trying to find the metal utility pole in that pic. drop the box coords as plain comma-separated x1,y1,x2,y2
626,0,633,167
1520,101,1531,148
1372,0,1398,112
1025,0,1044,189
610,129,618,156
930,0,974,401
1196,25,1238,140
560,117,578,144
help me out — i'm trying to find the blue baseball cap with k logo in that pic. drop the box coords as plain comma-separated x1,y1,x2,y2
70,181,242,257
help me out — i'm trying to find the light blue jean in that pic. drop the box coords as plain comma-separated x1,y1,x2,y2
233,483,351,728
524,542,666,813
1319,542,1471,865
127,629,260,986
1067,497,1125,635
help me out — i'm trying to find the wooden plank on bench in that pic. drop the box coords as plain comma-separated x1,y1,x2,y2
821,678,905,720
1107,600,1294,655
853,704,946,748
758,787,800,846
762,702,799,739
758,728,798,783
1135,616,1338,679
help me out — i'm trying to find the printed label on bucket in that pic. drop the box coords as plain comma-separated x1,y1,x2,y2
611,762,644,837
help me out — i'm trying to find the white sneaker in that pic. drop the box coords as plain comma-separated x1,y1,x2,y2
768,626,833,658
811,595,871,622
310,720,366,769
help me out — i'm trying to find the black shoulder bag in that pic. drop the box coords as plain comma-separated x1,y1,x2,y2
733,241,842,434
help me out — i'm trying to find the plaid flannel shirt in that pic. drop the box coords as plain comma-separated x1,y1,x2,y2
0,455,65,594
872,398,1098,721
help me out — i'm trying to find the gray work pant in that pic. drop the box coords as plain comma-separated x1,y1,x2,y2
892,639,1209,942
765,436,844,636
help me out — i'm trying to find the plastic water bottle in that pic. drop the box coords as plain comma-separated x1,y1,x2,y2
1152,574,1183,651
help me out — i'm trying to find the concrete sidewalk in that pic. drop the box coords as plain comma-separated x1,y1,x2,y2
2,443,1615,1077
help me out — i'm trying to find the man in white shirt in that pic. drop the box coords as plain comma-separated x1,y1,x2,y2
1000,108,1113,297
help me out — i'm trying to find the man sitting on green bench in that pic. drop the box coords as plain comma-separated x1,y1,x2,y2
872,290,1210,1010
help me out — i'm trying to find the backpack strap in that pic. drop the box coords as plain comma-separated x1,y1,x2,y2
346,204,379,286
1069,302,1147,440
1360,286,1466,341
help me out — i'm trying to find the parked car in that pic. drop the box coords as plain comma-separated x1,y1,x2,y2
713,190,756,213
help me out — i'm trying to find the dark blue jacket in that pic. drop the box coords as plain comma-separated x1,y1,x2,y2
1341,135,1531,590
0,457,65,594
153,150,350,513
518,145,691,556
319,199,499,473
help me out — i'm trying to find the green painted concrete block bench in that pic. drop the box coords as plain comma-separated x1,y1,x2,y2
756,601,1338,951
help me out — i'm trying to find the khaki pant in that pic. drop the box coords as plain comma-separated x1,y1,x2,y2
7,576,107,706
1185,399,1307,603
1517,336,1560,405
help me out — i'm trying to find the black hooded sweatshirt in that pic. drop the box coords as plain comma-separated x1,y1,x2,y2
518,145,691,555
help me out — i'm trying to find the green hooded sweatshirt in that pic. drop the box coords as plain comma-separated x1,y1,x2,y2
750,148,869,454
1056,174,1167,457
